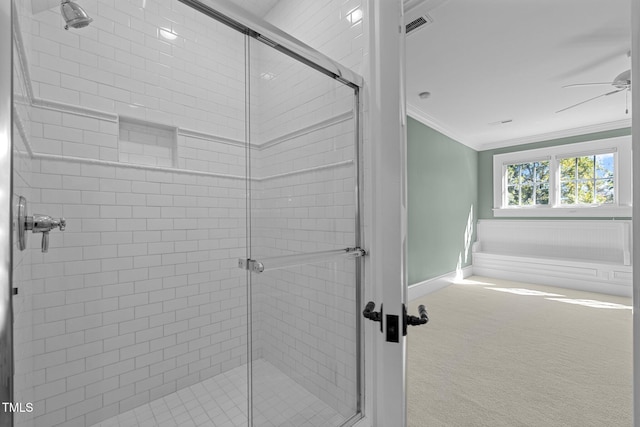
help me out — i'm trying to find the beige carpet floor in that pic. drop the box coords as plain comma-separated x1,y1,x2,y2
407,276,632,427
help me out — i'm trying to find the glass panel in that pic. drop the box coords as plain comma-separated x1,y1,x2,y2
578,180,595,203
520,163,533,182
577,155,596,180
560,153,615,205
250,259,358,426
505,161,549,207
12,1,251,425
249,37,359,426
535,183,549,205
596,154,615,179
560,158,576,182
536,161,549,182
507,164,520,185
561,182,576,204
520,184,534,205
507,185,518,206
596,179,615,204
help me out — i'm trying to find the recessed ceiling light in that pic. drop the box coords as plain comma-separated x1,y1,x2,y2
418,91,431,99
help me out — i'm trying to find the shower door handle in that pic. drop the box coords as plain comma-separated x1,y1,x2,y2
238,247,366,274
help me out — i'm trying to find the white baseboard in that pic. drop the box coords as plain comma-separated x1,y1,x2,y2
408,266,473,301
473,253,632,297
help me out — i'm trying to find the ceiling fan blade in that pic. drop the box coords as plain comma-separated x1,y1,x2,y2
556,89,625,113
562,82,613,88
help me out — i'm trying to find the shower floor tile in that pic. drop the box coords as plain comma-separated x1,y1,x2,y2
91,359,345,427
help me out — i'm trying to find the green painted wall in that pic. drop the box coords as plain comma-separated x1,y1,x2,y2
407,117,478,285
477,128,632,220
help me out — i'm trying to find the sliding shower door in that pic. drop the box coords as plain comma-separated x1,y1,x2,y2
246,38,362,427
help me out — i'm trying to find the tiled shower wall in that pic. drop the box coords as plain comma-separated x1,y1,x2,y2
13,0,366,426
14,1,250,426
27,0,246,141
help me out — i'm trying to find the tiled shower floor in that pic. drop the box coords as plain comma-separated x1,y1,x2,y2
91,359,345,427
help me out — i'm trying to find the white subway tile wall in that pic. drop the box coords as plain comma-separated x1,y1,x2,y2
263,0,366,75
19,158,248,427
177,134,245,176
13,0,366,426
28,0,246,141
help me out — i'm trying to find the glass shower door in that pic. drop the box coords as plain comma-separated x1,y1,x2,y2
246,38,362,426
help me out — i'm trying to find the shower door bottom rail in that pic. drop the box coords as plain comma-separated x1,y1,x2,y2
238,247,366,274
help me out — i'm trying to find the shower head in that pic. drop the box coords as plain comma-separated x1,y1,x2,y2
60,0,93,30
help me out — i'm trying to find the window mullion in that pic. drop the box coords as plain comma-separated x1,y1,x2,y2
518,166,522,205
592,155,597,203
573,157,580,205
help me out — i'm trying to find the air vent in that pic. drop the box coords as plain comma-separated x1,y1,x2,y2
405,13,433,35
407,17,427,33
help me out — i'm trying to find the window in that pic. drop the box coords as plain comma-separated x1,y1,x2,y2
559,154,614,205
506,161,549,206
492,136,631,217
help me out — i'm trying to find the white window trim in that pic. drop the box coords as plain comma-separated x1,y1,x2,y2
493,136,632,217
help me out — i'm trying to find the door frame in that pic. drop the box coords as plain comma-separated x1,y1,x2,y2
361,0,408,426
1,0,13,426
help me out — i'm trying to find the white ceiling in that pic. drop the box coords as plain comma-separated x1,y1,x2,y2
405,0,632,150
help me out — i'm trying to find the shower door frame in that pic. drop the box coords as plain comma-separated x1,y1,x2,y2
0,0,13,424
633,0,640,425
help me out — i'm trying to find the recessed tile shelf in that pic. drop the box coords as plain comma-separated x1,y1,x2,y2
118,117,177,168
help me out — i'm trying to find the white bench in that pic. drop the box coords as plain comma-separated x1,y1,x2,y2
472,219,632,296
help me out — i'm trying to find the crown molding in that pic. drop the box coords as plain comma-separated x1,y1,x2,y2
407,103,631,152
406,103,477,149
478,118,632,151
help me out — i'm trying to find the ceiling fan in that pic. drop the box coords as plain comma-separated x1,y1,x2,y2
556,69,631,113
556,48,632,116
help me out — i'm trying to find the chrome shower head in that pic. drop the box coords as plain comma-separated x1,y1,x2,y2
60,0,93,30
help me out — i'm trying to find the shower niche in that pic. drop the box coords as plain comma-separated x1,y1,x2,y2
117,117,178,168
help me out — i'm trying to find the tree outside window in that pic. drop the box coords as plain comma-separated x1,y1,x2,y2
559,153,614,205
506,161,549,206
